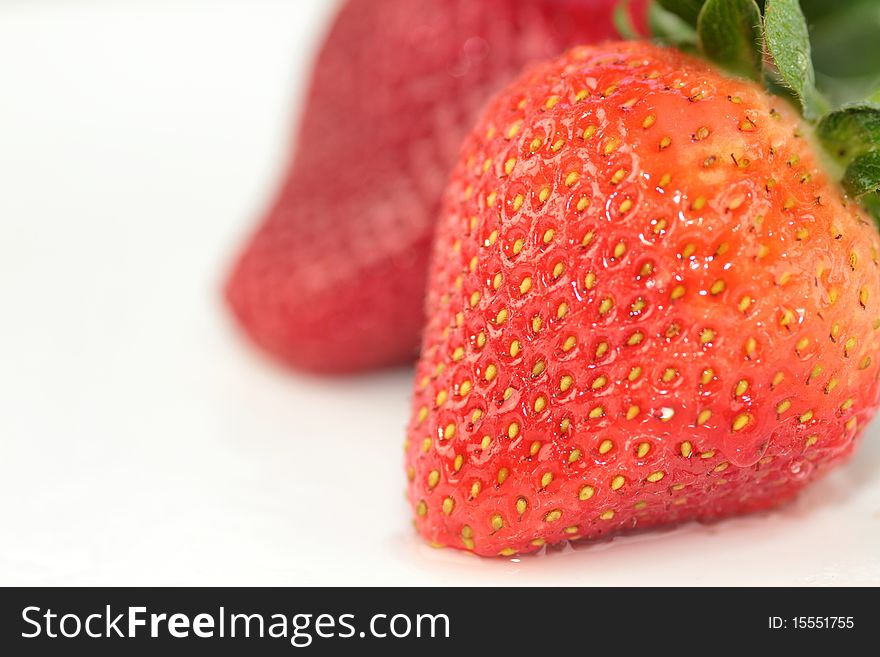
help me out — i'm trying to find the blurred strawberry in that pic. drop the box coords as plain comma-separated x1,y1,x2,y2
225,0,646,372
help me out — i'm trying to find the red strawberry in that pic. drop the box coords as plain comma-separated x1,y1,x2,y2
405,41,880,556
224,0,647,373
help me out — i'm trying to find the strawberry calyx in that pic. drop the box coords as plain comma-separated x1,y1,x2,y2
616,0,880,219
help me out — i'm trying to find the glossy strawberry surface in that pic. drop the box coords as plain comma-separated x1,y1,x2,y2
406,42,880,556
225,0,645,372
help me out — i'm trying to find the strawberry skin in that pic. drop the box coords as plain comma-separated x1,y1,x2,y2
225,0,646,373
406,42,880,556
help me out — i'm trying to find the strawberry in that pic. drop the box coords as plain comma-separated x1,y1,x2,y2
405,38,880,556
224,0,647,373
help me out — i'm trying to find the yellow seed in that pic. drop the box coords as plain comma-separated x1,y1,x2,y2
710,280,726,295
565,171,579,187
805,435,819,448
627,331,644,346
611,475,625,490
512,238,525,256
557,302,569,319
592,375,608,390
427,470,440,488
692,196,706,211
552,262,565,279
560,375,573,392
713,462,729,473
543,228,555,244
643,114,656,128
619,199,633,214
671,285,686,300
541,471,554,488
695,126,710,140
777,400,791,415
508,422,520,439
701,368,714,385
544,509,562,523
487,191,497,206
484,364,497,382
637,442,651,458
844,337,857,356
626,405,640,420
505,120,522,139
416,500,427,517
583,125,597,139
569,449,582,463
452,346,465,361
584,272,597,289
470,291,481,307
576,196,590,212
735,380,749,397
545,95,560,110
496,308,509,325
600,510,615,520
738,296,752,312
599,439,614,454
444,423,456,440
628,366,642,381
575,89,590,101
646,471,665,483
532,316,543,333
480,435,492,450
530,137,544,152
471,409,483,423
497,468,508,485
512,194,524,212
476,331,487,348
442,497,455,515
659,136,672,149
634,501,648,511
538,187,551,204
658,173,672,188
551,139,566,152
490,514,504,531
532,360,546,377
701,450,716,459
825,378,838,394
435,390,448,406
516,497,528,515
841,398,854,411
732,413,751,431
534,396,547,413
454,454,464,471
596,342,610,358
697,409,712,425
471,481,482,499
799,410,814,423
589,406,604,419
562,335,577,352
604,137,619,155
530,440,541,456
680,441,693,457
611,168,626,184
740,119,756,131
599,297,614,315
519,277,532,295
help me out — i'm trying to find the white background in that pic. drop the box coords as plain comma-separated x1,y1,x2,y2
1,0,878,586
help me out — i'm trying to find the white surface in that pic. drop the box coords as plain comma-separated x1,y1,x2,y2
1,0,879,587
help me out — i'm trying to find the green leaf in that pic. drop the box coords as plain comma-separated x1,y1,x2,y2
614,0,641,39
696,0,763,81
763,0,827,120
648,1,698,48
843,150,880,197
656,0,706,27
816,104,880,165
